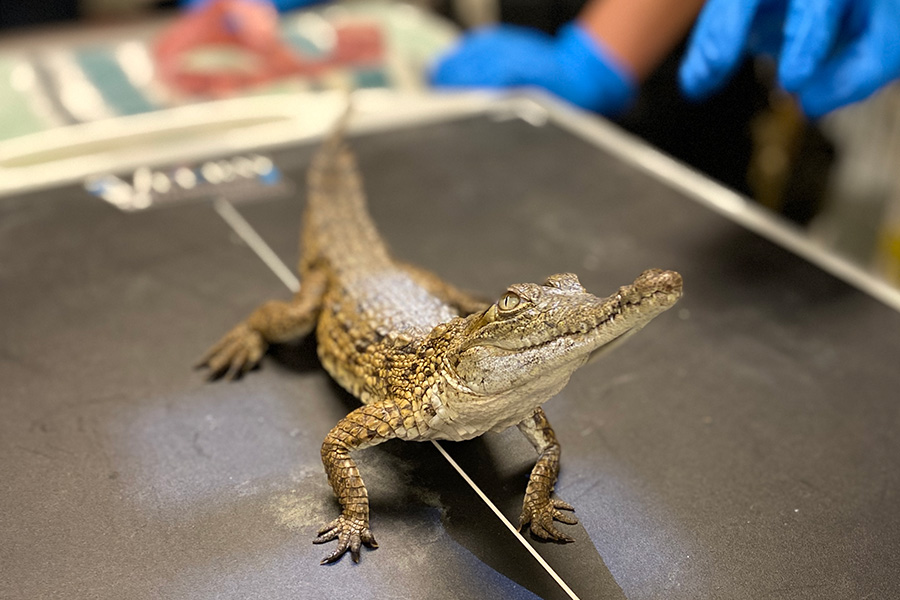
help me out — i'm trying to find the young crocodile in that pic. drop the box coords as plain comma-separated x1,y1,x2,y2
199,112,683,564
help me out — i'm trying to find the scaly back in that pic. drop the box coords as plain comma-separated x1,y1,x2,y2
300,109,458,339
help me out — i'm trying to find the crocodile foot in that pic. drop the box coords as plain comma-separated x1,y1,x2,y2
519,497,578,543
196,323,266,380
314,513,379,564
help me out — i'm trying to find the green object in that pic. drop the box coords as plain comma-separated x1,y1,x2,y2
75,48,158,116
0,59,49,141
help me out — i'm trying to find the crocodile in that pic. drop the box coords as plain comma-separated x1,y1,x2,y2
198,111,683,564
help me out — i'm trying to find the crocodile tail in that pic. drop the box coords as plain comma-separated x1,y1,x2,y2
321,102,354,154
302,104,392,275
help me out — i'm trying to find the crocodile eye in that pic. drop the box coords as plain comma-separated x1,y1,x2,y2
498,291,521,312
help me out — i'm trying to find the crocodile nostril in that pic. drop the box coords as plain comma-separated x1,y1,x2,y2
635,269,683,296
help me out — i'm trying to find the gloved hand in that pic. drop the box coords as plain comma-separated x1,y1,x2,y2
679,0,900,117
181,0,323,12
430,24,636,115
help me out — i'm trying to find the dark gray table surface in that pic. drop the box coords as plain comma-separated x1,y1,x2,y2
2,113,899,600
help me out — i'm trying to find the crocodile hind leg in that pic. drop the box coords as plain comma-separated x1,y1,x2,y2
517,407,578,542
197,268,328,379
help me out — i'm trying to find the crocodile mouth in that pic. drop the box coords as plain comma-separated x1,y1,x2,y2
478,321,618,356
478,286,679,355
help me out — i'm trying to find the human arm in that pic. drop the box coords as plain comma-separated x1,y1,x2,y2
431,0,705,115
578,0,706,81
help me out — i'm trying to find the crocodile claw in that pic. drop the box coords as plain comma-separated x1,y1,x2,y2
314,514,378,564
519,497,577,543
196,323,266,380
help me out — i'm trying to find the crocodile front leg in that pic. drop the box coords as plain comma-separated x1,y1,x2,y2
198,269,327,379
517,407,578,542
316,399,412,564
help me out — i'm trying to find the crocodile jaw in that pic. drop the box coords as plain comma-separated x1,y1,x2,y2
450,269,682,397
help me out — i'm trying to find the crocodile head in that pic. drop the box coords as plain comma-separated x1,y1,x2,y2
447,269,682,398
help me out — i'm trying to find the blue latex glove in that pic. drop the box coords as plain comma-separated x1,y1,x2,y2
181,0,322,11
680,0,900,117
431,24,636,115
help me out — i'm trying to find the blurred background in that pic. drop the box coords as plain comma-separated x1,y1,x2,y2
2,0,900,287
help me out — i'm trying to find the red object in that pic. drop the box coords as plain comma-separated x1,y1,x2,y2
154,0,384,97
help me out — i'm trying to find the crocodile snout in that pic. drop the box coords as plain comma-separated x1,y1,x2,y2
635,269,683,297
